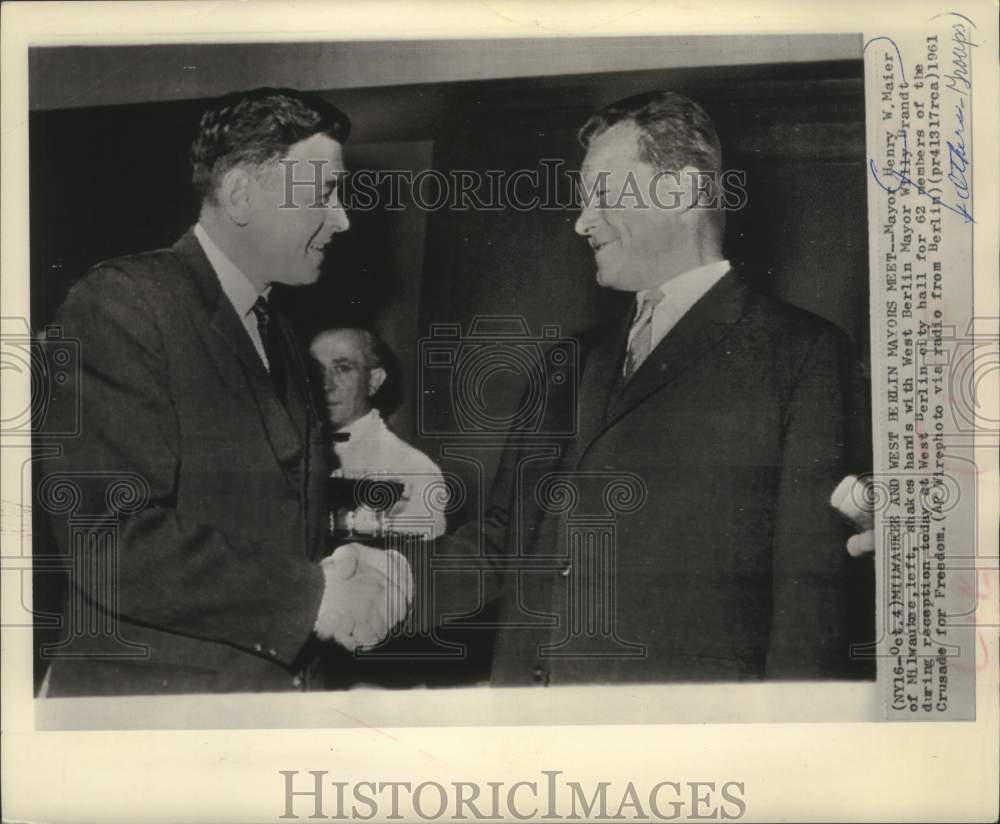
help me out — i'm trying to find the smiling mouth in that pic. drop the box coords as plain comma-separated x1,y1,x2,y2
308,230,332,254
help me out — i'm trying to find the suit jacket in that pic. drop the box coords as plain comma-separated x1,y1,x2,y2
40,228,328,696
437,270,873,685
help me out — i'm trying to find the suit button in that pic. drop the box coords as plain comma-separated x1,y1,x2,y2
291,675,303,688
559,563,572,577
268,648,278,658
531,665,546,684
253,643,263,653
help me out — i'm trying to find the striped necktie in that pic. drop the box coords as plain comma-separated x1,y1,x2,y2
623,287,665,381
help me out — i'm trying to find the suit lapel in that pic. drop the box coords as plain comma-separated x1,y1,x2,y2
276,310,328,559
171,229,304,483
274,307,317,441
576,271,749,463
173,230,265,383
568,313,630,465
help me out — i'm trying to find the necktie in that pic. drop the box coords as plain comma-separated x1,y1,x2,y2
623,288,665,381
251,295,287,404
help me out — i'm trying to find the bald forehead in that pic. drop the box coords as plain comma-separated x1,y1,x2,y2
310,329,367,365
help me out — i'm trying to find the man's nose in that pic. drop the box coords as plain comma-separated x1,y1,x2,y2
574,206,597,237
325,201,350,233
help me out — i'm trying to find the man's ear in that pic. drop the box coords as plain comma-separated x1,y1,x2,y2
678,164,712,211
650,168,686,214
219,166,255,226
367,367,387,397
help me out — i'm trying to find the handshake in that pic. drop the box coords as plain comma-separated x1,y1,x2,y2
830,475,876,557
313,543,413,652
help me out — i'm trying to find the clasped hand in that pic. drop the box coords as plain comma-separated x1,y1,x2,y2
314,543,413,651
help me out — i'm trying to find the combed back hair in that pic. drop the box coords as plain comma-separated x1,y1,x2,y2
191,87,351,203
578,90,721,176
353,328,386,371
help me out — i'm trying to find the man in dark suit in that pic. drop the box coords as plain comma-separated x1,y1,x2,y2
39,88,409,696
434,91,872,684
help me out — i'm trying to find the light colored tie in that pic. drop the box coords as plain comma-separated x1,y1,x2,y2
623,287,665,380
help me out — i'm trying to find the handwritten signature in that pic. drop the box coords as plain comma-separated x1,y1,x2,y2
864,18,977,224
941,13,977,223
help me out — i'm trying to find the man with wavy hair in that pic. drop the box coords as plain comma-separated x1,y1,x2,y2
42,88,410,696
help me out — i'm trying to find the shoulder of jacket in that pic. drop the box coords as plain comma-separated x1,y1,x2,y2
66,243,196,311
742,288,849,347
90,244,188,286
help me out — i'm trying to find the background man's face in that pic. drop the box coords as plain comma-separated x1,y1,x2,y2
245,133,349,288
574,122,689,292
310,330,379,429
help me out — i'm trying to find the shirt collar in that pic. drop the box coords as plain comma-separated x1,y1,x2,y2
336,409,383,442
194,222,268,318
637,259,731,307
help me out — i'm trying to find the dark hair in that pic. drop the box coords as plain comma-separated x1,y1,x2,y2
579,90,721,176
190,87,351,203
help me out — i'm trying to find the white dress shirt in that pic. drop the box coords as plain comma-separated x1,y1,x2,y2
332,410,448,539
628,258,732,356
193,222,271,369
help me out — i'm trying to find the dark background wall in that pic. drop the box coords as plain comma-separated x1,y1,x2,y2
29,41,869,688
